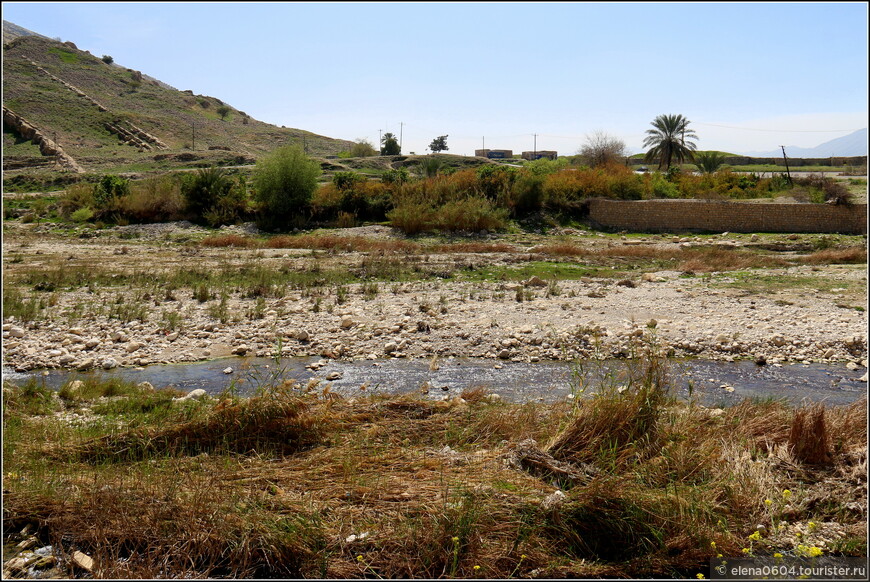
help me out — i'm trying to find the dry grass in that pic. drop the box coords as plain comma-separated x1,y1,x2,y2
789,403,832,465
801,246,867,265
4,365,866,579
200,234,258,248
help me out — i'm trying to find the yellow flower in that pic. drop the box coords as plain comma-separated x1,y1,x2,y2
697,574,706,579
774,553,784,559
749,531,763,542
520,554,527,560
356,555,364,562
764,498,772,506
717,554,723,558
452,536,459,543
808,546,823,557
742,548,751,554
473,565,481,571
710,541,717,549
808,521,818,531
782,489,792,500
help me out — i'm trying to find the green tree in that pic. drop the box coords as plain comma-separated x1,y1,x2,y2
381,132,400,155
349,139,378,157
216,105,232,121
643,114,697,170
252,145,321,231
429,135,449,154
101,55,113,64
694,151,726,174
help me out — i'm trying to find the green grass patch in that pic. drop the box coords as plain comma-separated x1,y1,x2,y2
714,272,862,295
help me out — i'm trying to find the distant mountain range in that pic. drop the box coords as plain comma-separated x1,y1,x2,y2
743,128,867,158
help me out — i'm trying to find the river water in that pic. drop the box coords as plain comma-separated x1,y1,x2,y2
3,356,866,408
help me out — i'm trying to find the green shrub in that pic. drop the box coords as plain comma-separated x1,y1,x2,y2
70,206,94,223
332,171,365,191
93,175,130,208
382,167,410,184
253,145,321,231
387,202,435,235
181,167,247,225
59,183,96,219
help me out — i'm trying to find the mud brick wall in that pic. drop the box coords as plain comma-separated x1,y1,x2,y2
587,199,868,234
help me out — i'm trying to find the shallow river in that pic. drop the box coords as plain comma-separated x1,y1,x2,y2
4,356,866,408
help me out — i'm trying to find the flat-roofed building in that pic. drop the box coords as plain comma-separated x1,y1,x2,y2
521,150,557,161
474,149,513,159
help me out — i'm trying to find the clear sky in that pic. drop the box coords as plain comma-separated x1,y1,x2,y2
3,1,868,156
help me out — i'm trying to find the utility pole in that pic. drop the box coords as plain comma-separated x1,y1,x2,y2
780,145,792,184
399,122,403,153
378,129,382,156
191,121,195,151
533,133,537,159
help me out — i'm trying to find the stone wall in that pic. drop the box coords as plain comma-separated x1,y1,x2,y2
587,199,867,234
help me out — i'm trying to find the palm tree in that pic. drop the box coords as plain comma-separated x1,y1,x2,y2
643,114,698,170
694,150,726,174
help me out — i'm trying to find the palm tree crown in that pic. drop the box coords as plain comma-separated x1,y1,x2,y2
643,114,698,170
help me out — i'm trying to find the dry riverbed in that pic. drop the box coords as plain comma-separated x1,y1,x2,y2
2,221,867,381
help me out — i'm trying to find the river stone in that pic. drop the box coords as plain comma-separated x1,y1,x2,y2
823,348,837,359
137,381,155,391
166,332,179,342
223,367,233,374
326,371,342,381
84,338,100,349
384,342,398,354
232,344,249,355
8,326,25,338
498,349,511,359
126,341,141,353
294,329,310,341
102,358,118,370
71,551,93,572
180,389,208,401
340,316,354,329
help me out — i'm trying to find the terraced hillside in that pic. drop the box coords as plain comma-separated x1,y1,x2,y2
2,33,354,177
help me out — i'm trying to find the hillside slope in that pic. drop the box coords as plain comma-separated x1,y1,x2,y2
2,33,355,176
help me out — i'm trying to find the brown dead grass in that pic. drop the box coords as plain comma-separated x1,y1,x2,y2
4,378,867,579
801,246,867,265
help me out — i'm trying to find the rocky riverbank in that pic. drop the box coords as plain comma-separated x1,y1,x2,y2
2,221,867,380
3,267,867,378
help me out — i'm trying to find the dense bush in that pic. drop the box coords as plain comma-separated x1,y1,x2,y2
252,145,321,231
93,175,130,208
181,168,248,225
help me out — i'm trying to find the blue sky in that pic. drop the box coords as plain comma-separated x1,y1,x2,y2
4,1,868,156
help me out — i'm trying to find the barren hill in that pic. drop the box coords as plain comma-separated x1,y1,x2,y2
2,31,355,178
